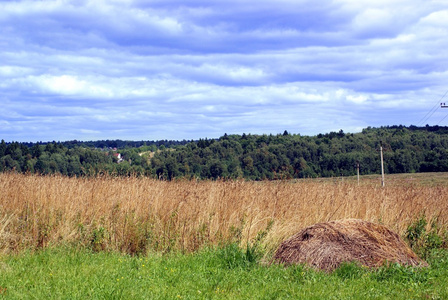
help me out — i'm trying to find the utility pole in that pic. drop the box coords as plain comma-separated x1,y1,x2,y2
380,145,385,187
356,161,360,186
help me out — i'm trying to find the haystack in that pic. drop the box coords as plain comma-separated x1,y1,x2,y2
273,219,428,272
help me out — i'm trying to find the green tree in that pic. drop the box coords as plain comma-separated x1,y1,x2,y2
0,140,6,157
34,158,50,174
208,159,227,179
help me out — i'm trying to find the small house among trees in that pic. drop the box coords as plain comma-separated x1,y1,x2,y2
113,153,123,163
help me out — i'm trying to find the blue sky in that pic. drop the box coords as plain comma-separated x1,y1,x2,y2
1,0,448,142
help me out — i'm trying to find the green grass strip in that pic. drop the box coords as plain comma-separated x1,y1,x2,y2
1,246,448,299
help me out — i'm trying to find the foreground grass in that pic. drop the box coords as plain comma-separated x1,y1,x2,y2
1,246,448,299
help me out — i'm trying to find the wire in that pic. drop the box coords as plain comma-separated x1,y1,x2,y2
417,89,448,126
436,113,448,125
436,90,448,126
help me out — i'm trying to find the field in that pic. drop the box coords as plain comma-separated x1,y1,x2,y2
1,172,448,255
1,172,448,298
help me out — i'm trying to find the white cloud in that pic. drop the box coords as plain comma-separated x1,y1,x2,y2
346,94,368,104
420,9,448,26
351,8,395,36
0,66,33,77
37,75,88,95
80,129,101,134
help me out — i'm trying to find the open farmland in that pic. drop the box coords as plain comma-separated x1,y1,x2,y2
1,172,447,255
1,172,448,299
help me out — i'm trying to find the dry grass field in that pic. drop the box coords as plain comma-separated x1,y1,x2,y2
0,172,447,256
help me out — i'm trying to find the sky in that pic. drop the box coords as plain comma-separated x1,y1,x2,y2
1,0,448,142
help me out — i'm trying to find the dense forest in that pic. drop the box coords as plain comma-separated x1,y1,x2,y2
2,125,448,180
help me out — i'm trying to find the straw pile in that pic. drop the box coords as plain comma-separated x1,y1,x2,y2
273,219,428,272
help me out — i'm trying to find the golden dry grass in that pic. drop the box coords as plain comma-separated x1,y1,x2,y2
0,172,447,255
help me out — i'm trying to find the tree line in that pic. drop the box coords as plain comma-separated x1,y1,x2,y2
2,125,448,179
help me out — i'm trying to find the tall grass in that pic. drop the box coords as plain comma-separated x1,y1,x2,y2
0,172,447,255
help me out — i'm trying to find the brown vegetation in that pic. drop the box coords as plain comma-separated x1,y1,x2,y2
0,172,447,255
272,219,428,271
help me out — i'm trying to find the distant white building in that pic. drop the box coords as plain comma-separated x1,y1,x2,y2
113,153,123,163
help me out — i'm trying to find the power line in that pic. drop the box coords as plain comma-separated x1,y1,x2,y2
436,113,448,125
417,89,448,126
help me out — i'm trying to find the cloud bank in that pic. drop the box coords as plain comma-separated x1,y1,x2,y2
1,0,448,141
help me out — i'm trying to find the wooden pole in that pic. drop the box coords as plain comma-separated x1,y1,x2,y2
380,146,385,187
357,162,360,186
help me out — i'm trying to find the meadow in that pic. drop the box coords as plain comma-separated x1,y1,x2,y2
1,172,448,298
1,172,448,255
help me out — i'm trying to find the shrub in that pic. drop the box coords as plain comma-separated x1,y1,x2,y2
405,216,446,259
